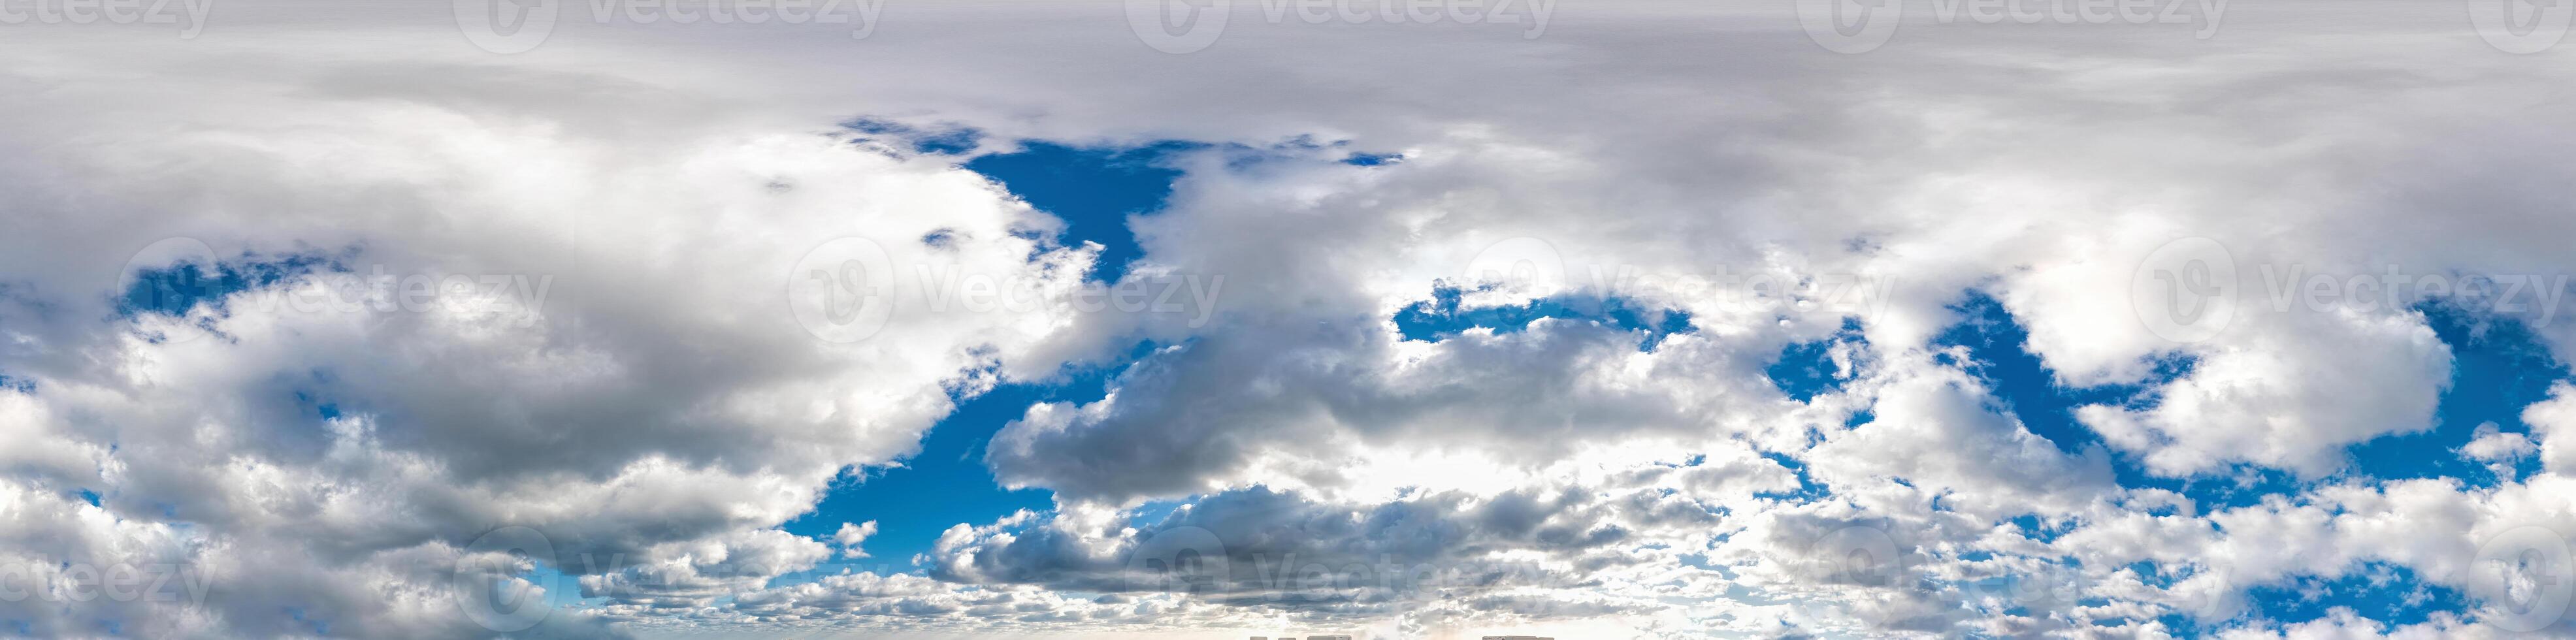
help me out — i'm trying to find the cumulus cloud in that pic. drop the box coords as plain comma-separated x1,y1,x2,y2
834,521,880,559
0,21,1117,636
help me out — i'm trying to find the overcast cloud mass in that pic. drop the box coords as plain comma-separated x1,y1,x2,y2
3,0,2576,637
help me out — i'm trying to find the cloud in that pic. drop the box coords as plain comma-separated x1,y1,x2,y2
5,2,2576,637
835,521,880,559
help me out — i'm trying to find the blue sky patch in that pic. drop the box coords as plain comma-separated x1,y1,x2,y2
1933,292,2208,488
1394,285,1693,350
783,345,1154,570
1753,453,1830,502
788,133,1229,565
1343,152,1403,166
2243,562,2464,627
962,140,1203,283
784,133,1217,571
783,381,1075,569
2345,302,2566,486
1928,291,2313,511
1768,317,1867,403
2174,466,2304,513
2007,514,2070,544
117,251,337,320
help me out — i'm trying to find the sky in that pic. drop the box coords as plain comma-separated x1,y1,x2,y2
4,0,2576,638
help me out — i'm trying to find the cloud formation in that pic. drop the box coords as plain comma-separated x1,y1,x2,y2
3,1,2575,638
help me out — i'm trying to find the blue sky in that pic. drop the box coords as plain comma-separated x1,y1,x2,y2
782,132,1198,569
